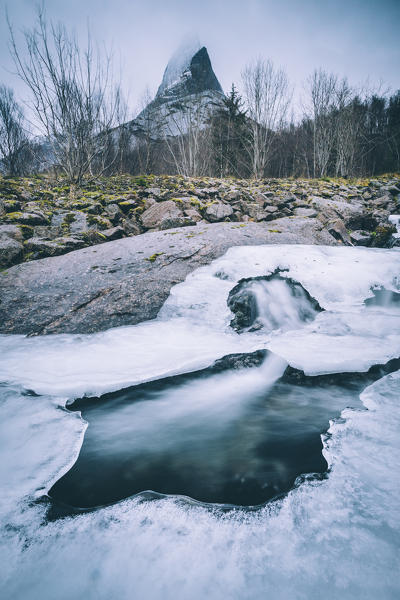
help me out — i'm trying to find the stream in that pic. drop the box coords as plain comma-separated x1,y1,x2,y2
0,244,399,599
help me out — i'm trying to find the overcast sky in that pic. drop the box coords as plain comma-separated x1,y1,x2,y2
0,0,399,120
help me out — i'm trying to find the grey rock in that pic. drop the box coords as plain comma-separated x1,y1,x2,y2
122,219,142,236
388,185,400,196
87,216,113,231
311,196,362,221
350,230,372,246
3,199,22,212
346,215,378,231
101,227,125,241
213,350,267,371
144,197,157,210
33,226,62,240
0,219,337,335
0,224,24,242
246,204,269,221
103,203,122,225
144,187,162,198
160,216,196,230
24,236,85,259
326,218,352,245
204,201,233,222
224,189,242,202
117,200,138,213
370,195,392,209
141,200,182,229
183,208,202,222
51,211,88,234
0,236,23,268
4,211,49,226
294,207,318,218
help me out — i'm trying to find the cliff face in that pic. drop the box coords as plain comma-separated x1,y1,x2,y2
130,45,224,139
155,46,223,103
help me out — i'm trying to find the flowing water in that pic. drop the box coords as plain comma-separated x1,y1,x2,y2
0,244,399,599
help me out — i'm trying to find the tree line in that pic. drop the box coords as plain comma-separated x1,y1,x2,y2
1,10,399,182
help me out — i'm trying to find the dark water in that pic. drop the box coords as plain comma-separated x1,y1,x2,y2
48,353,399,512
364,288,400,307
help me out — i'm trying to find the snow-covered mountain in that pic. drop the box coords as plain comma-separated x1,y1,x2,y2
130,44,225,139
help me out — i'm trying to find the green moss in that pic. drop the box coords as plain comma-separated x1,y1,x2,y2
17,224,34,239
4,211,23,221
87,214,110,228
371,225,396,247
145,252,164,262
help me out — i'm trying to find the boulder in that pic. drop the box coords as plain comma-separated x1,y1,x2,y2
141,200,182,229
204,201,233,222
245,204,267,221
103,203,122,225
346,214,378,231
0,236,23,268
118,200,138,213
183,208,202,222
0,224,24,243
122,219,142,236
294,207,318,218
51,211,88,234
160,216,196,230
350,230,372,246
24,236,85,259
144,187,162,198
310,196,363,221
101,227,125,241
144,197,157,210
34,226,62,240
370,194,392,209
0,220,337,336
325,218,352,245
4,211,49,226
2,199,22,212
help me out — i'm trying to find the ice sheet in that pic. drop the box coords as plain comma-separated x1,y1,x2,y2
0,244,399,599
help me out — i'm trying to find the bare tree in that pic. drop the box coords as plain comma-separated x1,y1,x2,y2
242,59,291,178
333,79,365,177
307,69,338,177
0,84,30,175
132,87,161,174
8,7,126,183
162,94,214,177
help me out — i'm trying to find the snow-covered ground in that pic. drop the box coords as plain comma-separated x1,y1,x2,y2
0,245,399,599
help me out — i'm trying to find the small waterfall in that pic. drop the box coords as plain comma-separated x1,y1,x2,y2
228,273,322,333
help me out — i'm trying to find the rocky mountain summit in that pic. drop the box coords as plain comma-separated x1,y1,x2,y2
0,174,399,270
130,43,225,139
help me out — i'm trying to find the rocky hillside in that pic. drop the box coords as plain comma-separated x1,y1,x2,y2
0,173,399,269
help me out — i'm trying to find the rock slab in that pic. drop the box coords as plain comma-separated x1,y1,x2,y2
0,219,336,336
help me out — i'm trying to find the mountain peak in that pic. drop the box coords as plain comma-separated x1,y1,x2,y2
155,44,223,103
